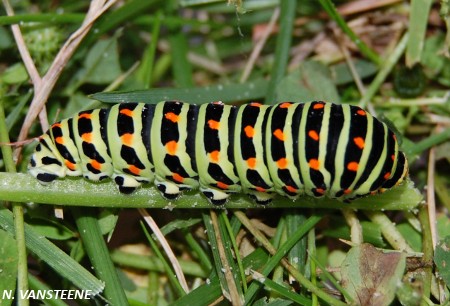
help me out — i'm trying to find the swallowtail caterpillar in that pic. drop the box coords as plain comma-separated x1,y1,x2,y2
29,101,408,205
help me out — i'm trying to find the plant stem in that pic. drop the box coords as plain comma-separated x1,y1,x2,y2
359,32,409,109
319,0,381,65
0,96,29,306
265,0,297,102
72,207,130,306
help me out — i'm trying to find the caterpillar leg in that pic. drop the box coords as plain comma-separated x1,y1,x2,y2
113,173,144,194
154,178,184,200
247,190,275,205
200,187,231,206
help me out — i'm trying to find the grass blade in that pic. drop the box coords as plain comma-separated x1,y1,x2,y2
72,207,129,305
0,208,104,296
265,0,297,102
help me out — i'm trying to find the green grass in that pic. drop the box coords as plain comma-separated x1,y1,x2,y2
0,1,449,306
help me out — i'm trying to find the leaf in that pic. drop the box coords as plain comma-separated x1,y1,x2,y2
0,229,18,306
98,209,119,236
83,37,122,84
330,59,378,85
1,63,29,84
434,235,450,289
27,217,75,240
396,223,422,252
0,26,13,49
158,218,202,236
91,78,269,104
340,243,406,305
275,60,340,103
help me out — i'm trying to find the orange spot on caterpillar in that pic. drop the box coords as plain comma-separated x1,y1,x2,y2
273,129,285,141
210,150,220,162
121,133,133,146
52,123,62,129
207,119,220,130
315,188,325,194
309,159,320,170
344,189,352,194
308,130,319,141
55,136,64,145
128,165,141,175
384,172,391,180
90,160,102,171
353,137,365,149
279,102,292,108
313,103,324,109
255,186,266,192
277,158,288,169
244,125,255,138
285,185,297,193
81,132,92,143
172,173,184,183
65,160,76,171
356,109,366,116
216,181,229,190
166,140,178,155
391,154,395,161
79,113,92,120
165,112,179,123
120,109,134,117
347,162,359,171
250,102,262,107
247,157,256,169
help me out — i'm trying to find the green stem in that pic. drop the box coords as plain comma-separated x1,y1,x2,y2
359,32,409,109
265,0,297,102
308,229,319,306
72,207,129,306
136,10,162,89
110,249,207,277
0,97,28,306
417,205,433,305
169,31,194,87
364,211,414,252
0,172,421,210
405,127,450,156
319,0,381,65
139,221,187,297
406,0,433,66
0,13,84,25
182,230,212,272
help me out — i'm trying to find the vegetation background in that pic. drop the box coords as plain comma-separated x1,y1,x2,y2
0,0,449,305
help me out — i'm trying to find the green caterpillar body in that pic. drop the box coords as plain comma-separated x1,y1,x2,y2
29,101,408,205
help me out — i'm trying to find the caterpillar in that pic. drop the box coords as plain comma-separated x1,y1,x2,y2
28,101,408,205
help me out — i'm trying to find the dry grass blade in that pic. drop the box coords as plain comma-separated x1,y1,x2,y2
240,7,280,83
427,147,437,249
209,210,242,306
337,0,403,15
138,208,189,293
2,0,40,85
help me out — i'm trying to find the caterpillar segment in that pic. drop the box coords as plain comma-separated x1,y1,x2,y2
29,101,408,205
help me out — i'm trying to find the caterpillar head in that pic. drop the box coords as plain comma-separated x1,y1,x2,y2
381,151,408,190
28,135,66,184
